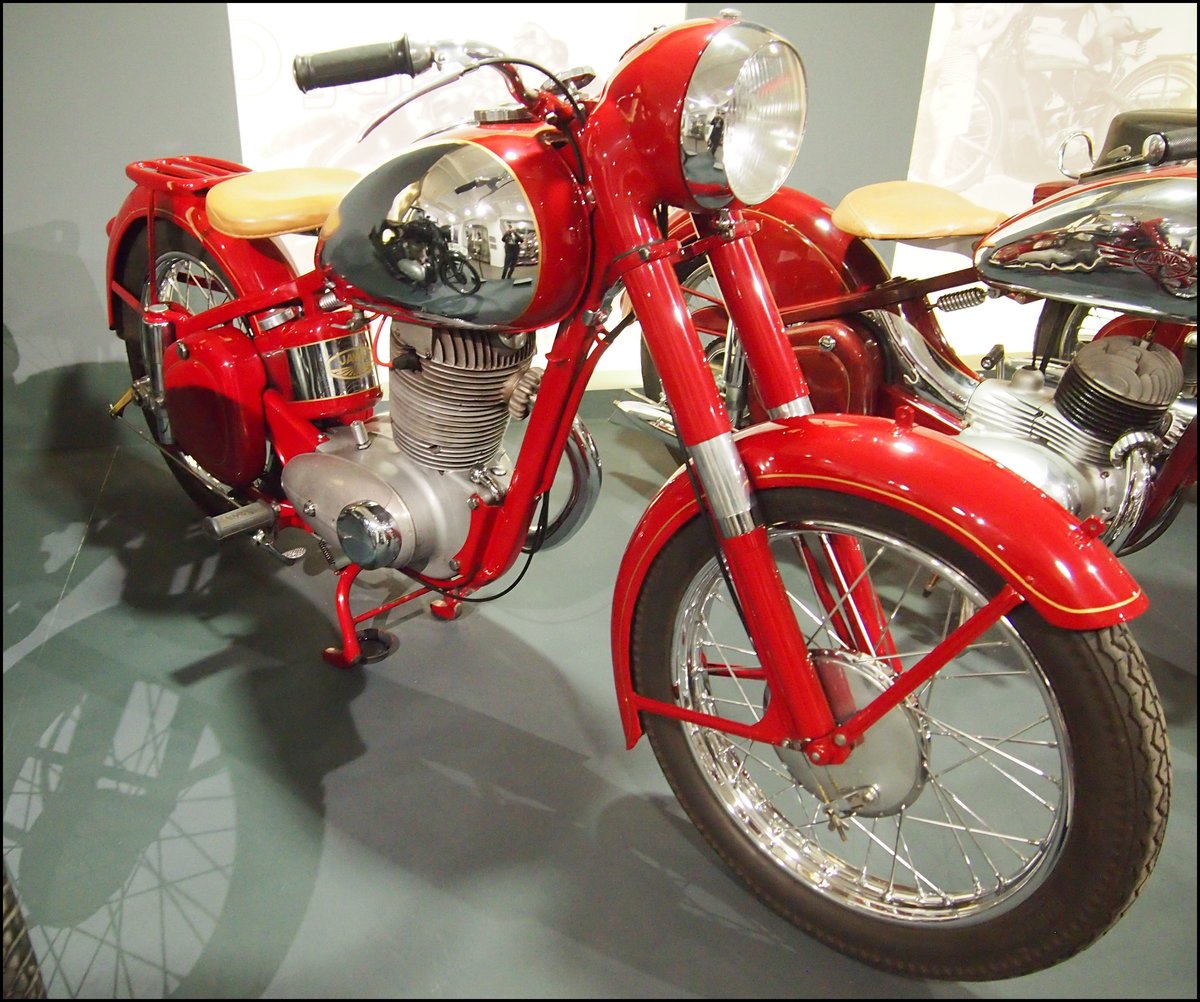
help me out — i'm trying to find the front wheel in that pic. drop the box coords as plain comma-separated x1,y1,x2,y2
631,489,1169,980
440,253,481,295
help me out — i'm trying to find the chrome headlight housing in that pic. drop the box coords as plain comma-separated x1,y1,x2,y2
681,22,807,208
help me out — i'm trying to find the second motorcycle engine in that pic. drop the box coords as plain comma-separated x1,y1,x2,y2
958,335,1186,540
282,323,535,577
874,311,1189,548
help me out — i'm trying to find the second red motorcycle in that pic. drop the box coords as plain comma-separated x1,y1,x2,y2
624,113,1197,555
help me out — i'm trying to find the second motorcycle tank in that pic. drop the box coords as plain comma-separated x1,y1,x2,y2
318,129,591,331
975,165,1197,323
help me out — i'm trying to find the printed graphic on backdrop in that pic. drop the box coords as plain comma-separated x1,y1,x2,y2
226,4,687,386
896,2,1196,359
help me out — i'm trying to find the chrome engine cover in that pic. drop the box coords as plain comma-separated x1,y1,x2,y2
871,310,1183,546
959,338,1183,541
281,320,603,576
959,370,1125,519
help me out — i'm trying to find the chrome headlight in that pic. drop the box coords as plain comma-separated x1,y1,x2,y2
681,23,807,208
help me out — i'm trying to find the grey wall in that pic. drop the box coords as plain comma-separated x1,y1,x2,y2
686,3,935,211
2,3,242,449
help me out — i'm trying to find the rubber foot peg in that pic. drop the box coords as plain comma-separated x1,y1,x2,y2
430,598,463,621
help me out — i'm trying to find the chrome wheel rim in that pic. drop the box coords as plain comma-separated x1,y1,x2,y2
671,519,1072,924
148,251,238,319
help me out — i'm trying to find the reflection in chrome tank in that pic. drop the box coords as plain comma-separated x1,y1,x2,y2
319,143,542,328
976,172,1197,322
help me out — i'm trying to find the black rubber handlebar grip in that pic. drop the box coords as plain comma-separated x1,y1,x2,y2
1163,127,1197,162
293,37,417,93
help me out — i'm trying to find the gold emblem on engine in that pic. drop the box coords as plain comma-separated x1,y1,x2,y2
327,345,375,381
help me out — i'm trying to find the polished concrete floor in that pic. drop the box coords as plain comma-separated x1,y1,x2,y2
3,374,1196,999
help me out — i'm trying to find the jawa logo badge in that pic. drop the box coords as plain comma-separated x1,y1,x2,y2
327,345,375,380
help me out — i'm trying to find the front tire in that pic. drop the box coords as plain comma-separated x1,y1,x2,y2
631,489,1169,980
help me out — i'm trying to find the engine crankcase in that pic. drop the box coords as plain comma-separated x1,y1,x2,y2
959,342,1180,526
281,420,510,578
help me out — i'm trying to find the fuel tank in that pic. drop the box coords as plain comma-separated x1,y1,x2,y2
975,165,1197,323
318,127,590,331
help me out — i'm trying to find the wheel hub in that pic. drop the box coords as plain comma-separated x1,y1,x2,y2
775,652,928,817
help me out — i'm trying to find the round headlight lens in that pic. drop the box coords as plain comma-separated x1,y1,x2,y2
681,23,807,208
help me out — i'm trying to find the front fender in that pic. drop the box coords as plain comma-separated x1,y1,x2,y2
610,414,1147,747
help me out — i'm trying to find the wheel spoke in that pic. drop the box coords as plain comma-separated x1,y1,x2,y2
926,775,990,895
661,510,1075,924
921,712,1058,784
698,597,760,719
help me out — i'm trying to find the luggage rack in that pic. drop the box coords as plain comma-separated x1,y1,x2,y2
125,155,252,194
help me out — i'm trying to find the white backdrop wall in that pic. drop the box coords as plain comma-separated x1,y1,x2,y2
2,3,244,450
895,2,1197,361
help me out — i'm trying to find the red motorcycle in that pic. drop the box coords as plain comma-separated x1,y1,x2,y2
105,16,1167,981
626,114,1197,555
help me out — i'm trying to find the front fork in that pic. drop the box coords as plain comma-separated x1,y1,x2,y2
630,221,1014,762
628,238,837,742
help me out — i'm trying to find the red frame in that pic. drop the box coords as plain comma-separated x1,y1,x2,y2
106,18,1148,756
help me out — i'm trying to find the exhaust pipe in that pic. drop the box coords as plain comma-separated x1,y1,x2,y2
611,398,678,447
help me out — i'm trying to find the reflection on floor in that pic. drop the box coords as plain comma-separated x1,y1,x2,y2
3,388,1196,999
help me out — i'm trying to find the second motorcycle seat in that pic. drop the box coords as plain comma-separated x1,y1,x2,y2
206,168,363,238
832,181,1007,242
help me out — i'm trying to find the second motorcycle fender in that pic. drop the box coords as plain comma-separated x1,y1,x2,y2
610,413,1147,747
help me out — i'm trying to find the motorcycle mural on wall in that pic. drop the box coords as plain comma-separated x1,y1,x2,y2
99,15,1169,980
911,2,1196,190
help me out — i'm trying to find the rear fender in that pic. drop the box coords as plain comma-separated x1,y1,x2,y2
611,414,1147,747
106,185,296,330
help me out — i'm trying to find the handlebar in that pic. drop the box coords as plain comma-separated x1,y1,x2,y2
1077,125,1198,182
292,35,589,168
293,36,435,93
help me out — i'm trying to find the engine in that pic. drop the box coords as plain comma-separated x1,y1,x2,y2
872,310,1186,550
281,323,534,578
958,336,1184,547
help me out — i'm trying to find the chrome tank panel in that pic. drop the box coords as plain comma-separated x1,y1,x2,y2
319,140,576,330
975,171,1197,323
